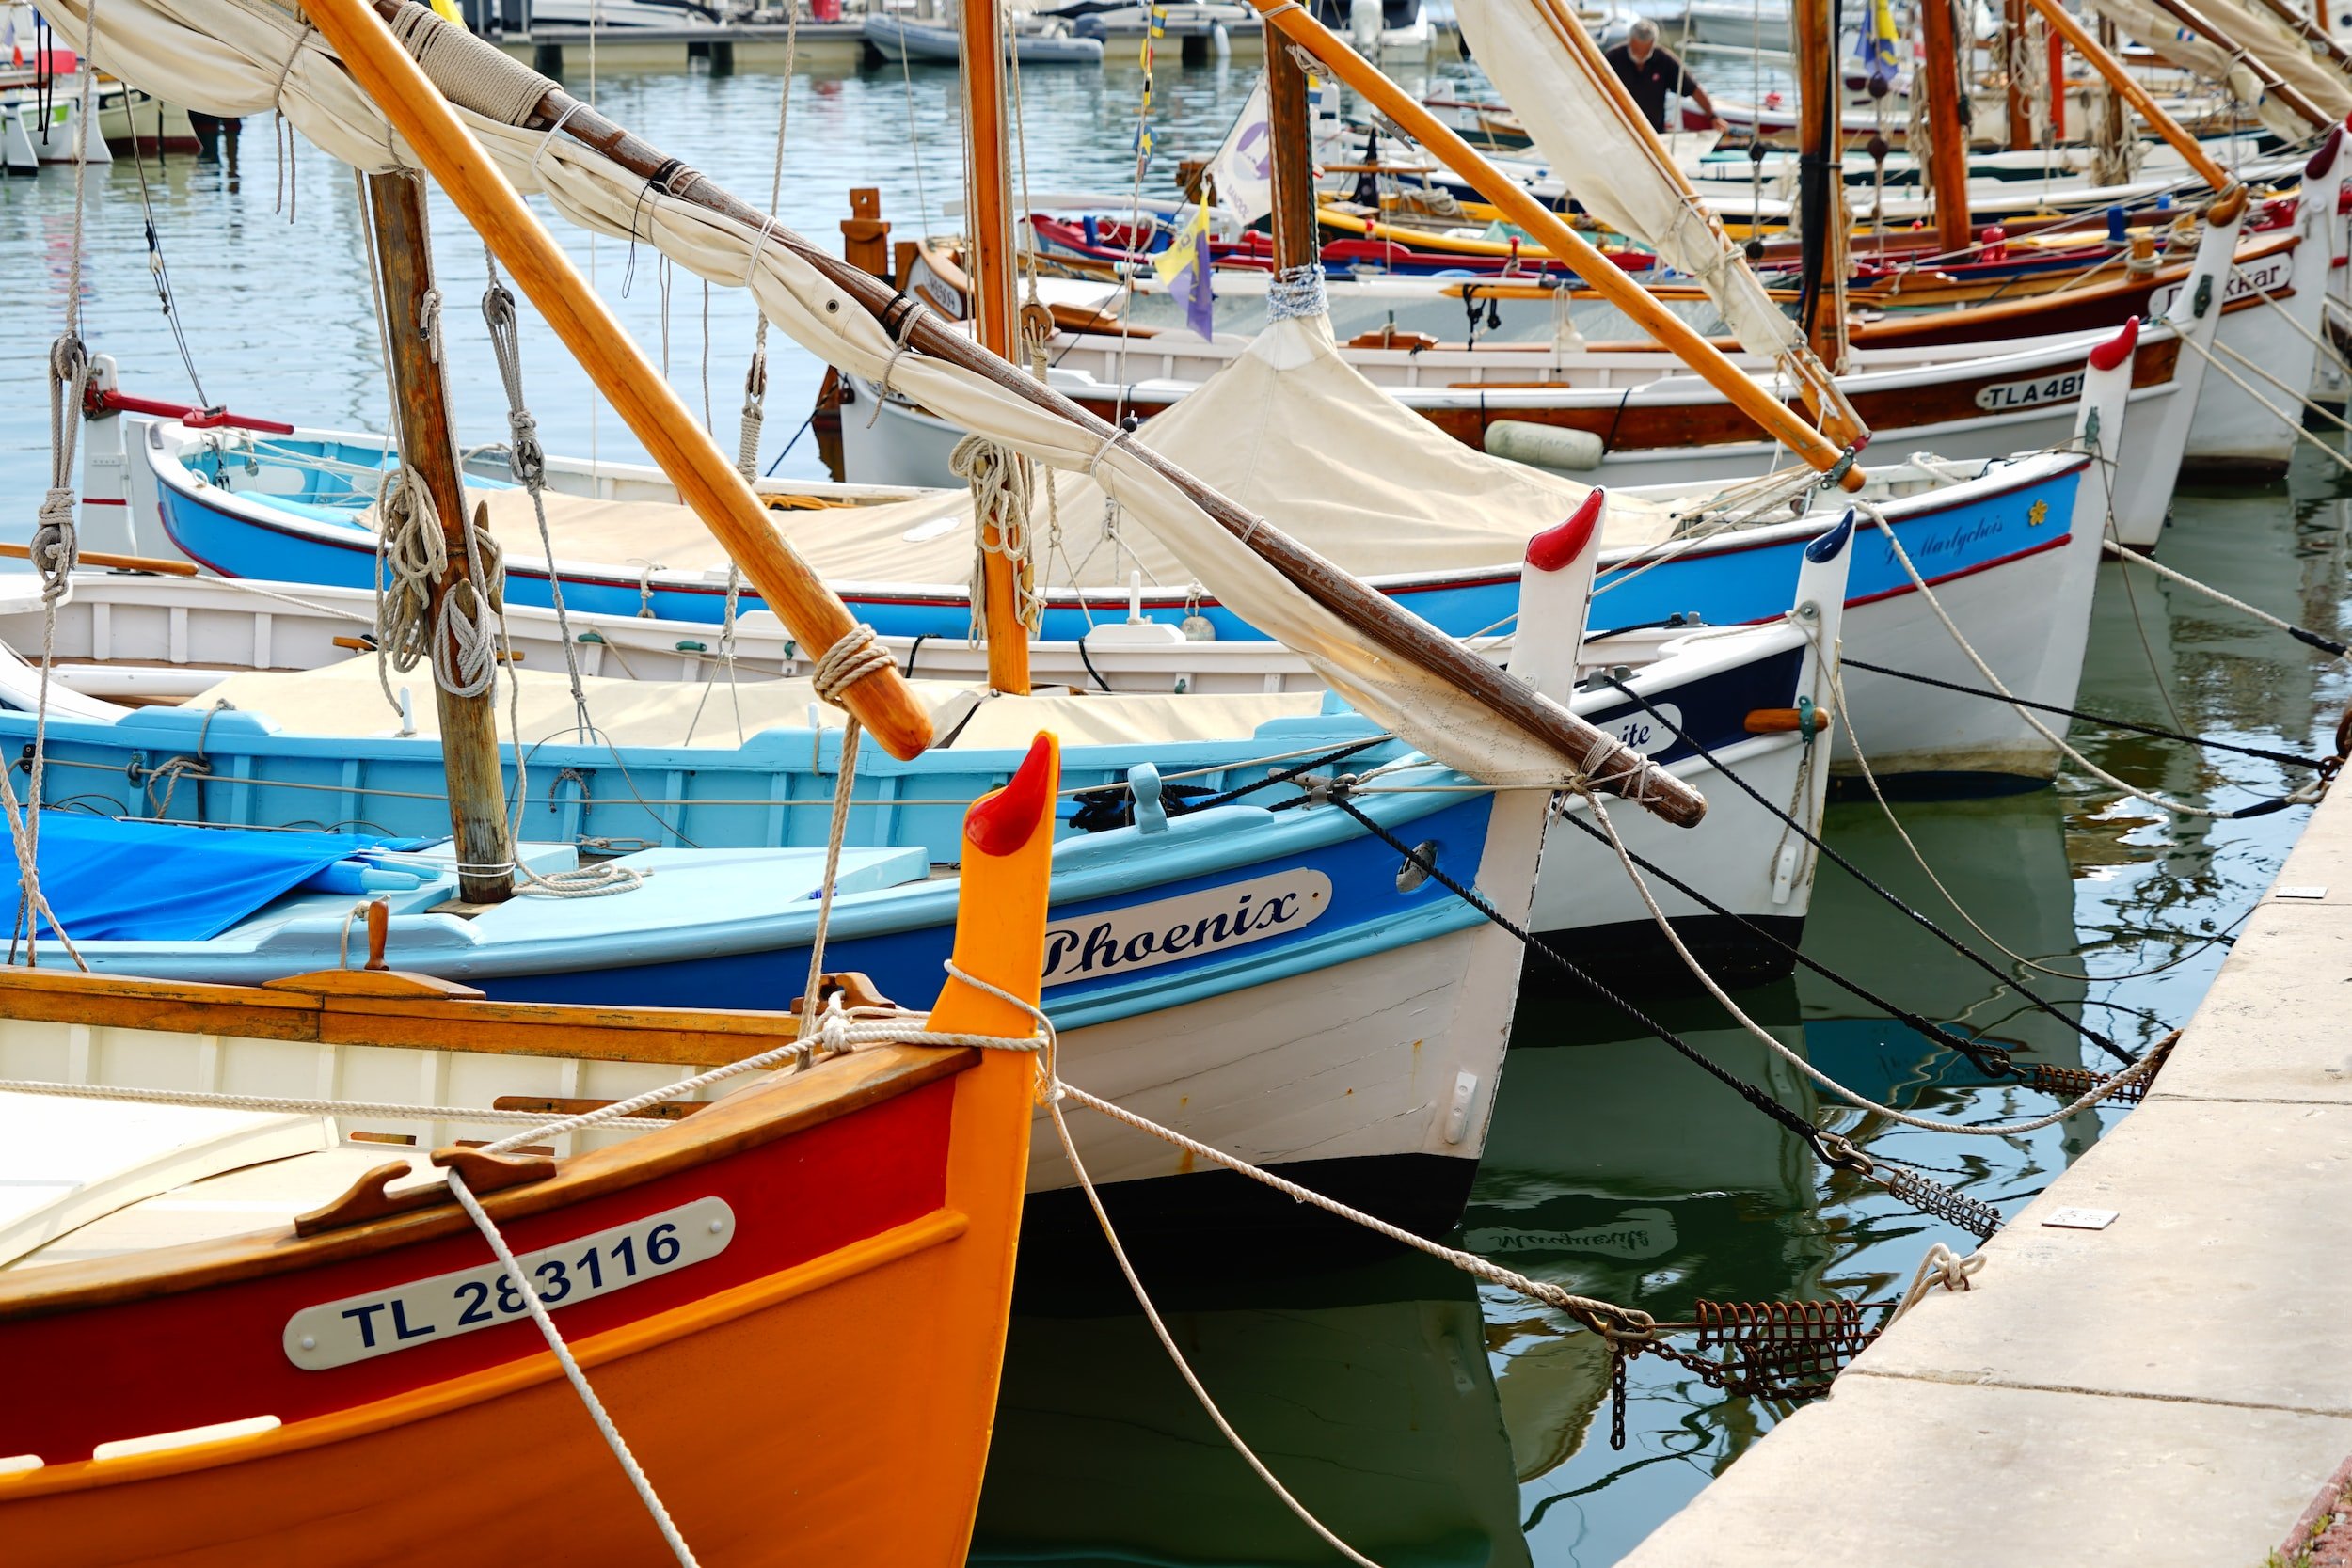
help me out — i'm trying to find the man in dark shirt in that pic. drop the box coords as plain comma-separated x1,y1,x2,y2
1604,17,1729,133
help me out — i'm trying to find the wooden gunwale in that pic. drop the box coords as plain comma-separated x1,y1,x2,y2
0,1039,975,1322
0,964,806,1061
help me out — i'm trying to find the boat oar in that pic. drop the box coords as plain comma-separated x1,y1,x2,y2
300,0,937,762
310,0,1703,825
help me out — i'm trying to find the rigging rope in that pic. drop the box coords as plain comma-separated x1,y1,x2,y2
1318,795,1997,1239
1580,784,2168,1136
1595,673,2135,1065
1838,657,2328,770
447,1168,701,1568
482,252,594,738
2103,537,2349,657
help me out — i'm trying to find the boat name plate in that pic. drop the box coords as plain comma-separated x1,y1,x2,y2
1600,702,1682,757
1973,370,2086,413
1042,869,1332,986
282,1196,735,1370
2150,252,2292,317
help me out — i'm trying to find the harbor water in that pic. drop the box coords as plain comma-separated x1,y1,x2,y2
4,52,2346,1566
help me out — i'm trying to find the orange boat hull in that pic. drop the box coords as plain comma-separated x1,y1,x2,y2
0,738,1066,1567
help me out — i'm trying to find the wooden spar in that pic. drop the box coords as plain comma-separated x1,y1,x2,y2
302,0,936,762
1265,32,1318,272
1793,0,1847,371
375,95,1712,822
2024,0,2235,190
2140,0,2329,129
1918,0,1976,254
2005,0,2032,150
1516,0,1868,455
1244,1,1862,484
365,170,516,906
2244,0,2352,74
960,0,1032,695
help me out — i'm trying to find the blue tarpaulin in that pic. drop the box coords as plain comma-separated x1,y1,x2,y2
0,814,425,942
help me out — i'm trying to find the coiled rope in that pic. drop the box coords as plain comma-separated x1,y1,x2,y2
951,436,1043,647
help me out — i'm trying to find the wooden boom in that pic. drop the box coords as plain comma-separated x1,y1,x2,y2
1518,0,1866,434
1244,0,1867,486
301,0,938,762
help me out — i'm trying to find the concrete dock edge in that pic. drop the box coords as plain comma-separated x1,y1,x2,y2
1615,780,2352,1567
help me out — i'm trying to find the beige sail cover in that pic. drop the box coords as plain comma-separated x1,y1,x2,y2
33,0,1667,790
433,312,1675,590
1450,0,1816,377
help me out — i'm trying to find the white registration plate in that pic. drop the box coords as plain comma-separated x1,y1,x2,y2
282,1196,734,1370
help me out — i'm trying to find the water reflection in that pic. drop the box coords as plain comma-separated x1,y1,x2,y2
975,1249,1527,1568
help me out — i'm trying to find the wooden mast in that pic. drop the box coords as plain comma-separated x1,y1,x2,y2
1264,35,1318,272
365,170,515,906
1919,0,1977,254
1245,0,1864,483
960,0,1031,695
302,0,937,763
1793,0,1849,371
2025,0,2234,190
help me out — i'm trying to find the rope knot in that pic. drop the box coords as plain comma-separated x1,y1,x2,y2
31,493,77,603
810,623,891,707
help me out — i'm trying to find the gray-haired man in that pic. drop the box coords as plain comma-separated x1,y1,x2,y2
1603,17,1729,133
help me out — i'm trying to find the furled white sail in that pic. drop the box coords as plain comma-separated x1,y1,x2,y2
2082,0,2347,137
1451,0,1852,394
30,0,1661,791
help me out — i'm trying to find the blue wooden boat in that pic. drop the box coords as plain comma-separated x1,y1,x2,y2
0,513,1853,991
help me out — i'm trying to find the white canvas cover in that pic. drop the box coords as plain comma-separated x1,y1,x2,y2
185,655,1327,750
37,0,1664,790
